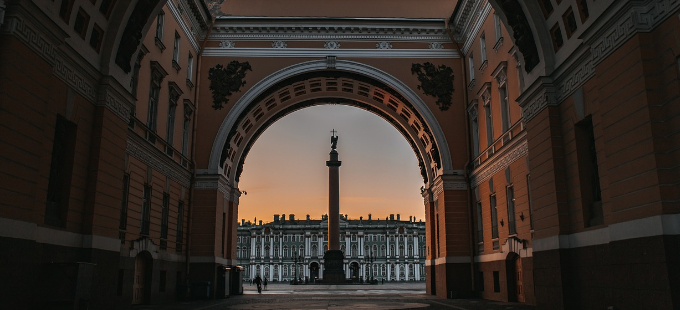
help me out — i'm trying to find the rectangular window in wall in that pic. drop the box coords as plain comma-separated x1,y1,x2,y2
166,84,182,146
45,115,77,227
471,112,480,156
527,174,534,230
493,271,500,292
490,194,499,239
172,32,180,70
507,186,516,235
477,271,484,291
476,201,484,253
161,192,169,249
575,116,603,227
182,104,192,156
155,11,164,40
187,53,194,82
148,80,161,132
141,184,151,235
119,173,130,242
494,13,502,42
485,102,494,146
176,200,184,253
159,270,167,292
480,33,487,63
468,54,475,81
499,83,510,132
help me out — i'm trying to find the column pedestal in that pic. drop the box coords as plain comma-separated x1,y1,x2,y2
322,250,345,283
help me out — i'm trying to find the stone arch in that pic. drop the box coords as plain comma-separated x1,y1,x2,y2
484,0,556,77
208,60,454,187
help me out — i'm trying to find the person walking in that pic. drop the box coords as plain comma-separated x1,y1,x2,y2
263,277,268,290
254,275,263,293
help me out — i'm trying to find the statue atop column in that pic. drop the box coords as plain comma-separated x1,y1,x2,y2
330,129,338,150
324,128,344,283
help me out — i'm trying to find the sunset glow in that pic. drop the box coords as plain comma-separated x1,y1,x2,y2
237,105,426,224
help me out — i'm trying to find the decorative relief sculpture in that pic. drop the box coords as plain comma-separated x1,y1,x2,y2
376,42,393,49
324,41,341,49
208,61,252,110
498,0,540,72
428,42,444,49
219,40,236,48
410,62,455,111
272,40,287,48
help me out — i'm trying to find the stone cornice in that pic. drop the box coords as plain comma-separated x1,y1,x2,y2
2,3,133,122
470,133,528,187
519,0,680,122
431,174,468,199
210,17,449,42
203,47,459,58
126,133,192,188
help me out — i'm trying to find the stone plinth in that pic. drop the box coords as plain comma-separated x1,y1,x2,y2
322,250,345,283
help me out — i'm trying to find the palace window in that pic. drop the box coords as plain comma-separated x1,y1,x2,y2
176,199,184,252
507,186,517,235
476,201,484,248
182,101,193,156
141,183,151,236
576,116,603,227
119,173,130,241
148,62,168,132
167,82,182,145
160,192,169,249
470,103,480,157
172,32,181,71
45,115,77,228
490,194,499,239
155,11,165,50
480,32,487,64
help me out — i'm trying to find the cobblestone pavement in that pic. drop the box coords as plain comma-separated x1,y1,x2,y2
134,283,535,310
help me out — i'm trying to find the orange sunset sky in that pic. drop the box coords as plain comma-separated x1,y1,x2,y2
237,105,426,224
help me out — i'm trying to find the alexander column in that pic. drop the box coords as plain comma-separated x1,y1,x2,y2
323,129,345,283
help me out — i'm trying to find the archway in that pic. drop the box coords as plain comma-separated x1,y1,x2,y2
505,252,523,302
208,60,454,185
349,262,360,280
132,251,153,305
310,262,320,282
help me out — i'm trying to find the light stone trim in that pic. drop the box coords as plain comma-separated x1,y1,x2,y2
126,136,192,187
0,217,121,252
202,47,460,58
425,256,472,265
219,40,235,48
271,40,287,48
210,17,449,42
376,41,392,49
191,256,236,266
324,41,341,49
534,214,680,252
470,134,528,186
428,42,444,49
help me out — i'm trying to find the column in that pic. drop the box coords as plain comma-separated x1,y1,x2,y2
345,263,350,278
251,236,255,257
415,263,420,280
278,264,282,281
318,234,322,257
359,235,363,256
319,264,323,278
327,145,341,250
396,265,400,281
345,234,350,255
414,235,419,258
260,237,264,259
404,234,408,258
387,264,391,281
306,235,310,257
279,235,282,258
405,264,410,281
269,235,273,258
386,235,390,258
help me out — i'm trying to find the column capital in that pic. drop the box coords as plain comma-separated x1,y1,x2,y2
431,174,467,199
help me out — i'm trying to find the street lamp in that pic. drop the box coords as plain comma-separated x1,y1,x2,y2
366,253,376,284
292,253,303,285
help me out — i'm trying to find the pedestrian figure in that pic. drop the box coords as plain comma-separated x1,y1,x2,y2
254,275,263,293
263,277,268,290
